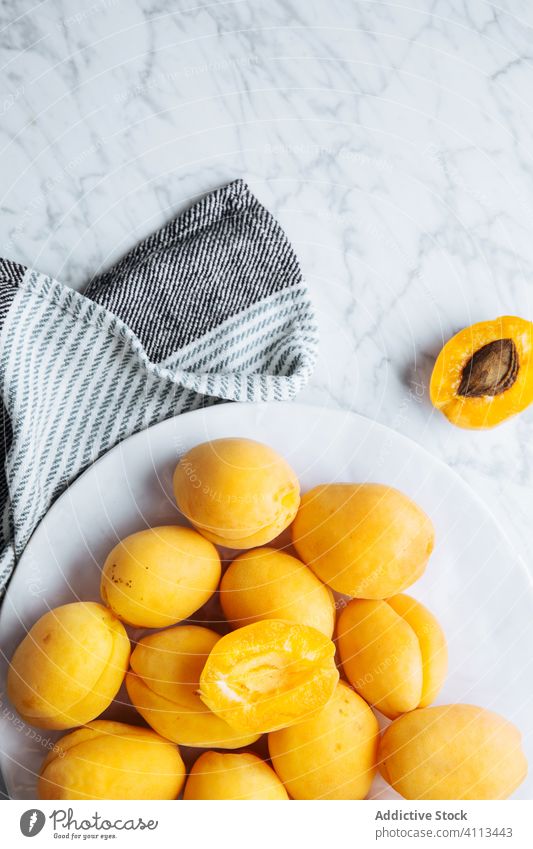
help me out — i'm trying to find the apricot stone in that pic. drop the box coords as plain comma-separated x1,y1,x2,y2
220,547,335,636
337,594,447,718
184,751,288,800
269,681,379,799
100,525,220,628
379,705,527,800
7,602,130,730
173,438,300,548
126,625,260,749
292,483,434,598
39,720,185,800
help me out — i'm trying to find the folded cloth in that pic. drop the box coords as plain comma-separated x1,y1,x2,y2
0,179,318,593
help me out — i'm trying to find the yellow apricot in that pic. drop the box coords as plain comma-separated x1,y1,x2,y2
430,316,533,429
199,619,339,734
337,595,447,718
173,438,300,548
380,705,528,800
387,593,447,708
7,602,130,730
292,483,434,598
184,751,288,800
39,720,185,800
220,547,335,637
269,682,379,799
126,625,259,749
100,525,220,628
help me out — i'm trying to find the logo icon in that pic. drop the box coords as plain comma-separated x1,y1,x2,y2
20,809,46,837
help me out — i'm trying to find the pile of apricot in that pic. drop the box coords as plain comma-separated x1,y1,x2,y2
8,437,527,800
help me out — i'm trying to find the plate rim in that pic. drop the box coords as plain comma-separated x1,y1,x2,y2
5,401,531,603
1,400,532,799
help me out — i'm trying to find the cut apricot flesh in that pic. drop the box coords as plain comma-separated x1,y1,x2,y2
430,316,533,429
199,619,339,734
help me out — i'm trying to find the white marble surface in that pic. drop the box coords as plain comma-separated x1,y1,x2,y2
1,0,533,765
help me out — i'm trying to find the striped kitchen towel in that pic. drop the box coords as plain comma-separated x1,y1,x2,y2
0,179,318,592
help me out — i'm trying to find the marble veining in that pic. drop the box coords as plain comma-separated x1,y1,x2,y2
1,0,533,725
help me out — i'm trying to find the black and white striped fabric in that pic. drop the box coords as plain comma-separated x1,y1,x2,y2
0,179,318,592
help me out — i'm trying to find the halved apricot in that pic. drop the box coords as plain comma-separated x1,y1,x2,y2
430,316,533,428
199,619,339,734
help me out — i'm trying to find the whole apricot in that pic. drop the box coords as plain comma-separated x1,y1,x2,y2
337,594,447,718
173,438,300,548
184,751,288,800
7,602,130,730
199,619,339,734
39,720,185,800
380,705,527,800
126,625,260,749
100,525,220,628
269,681,379,799
220,547,335,636
292,483,434,598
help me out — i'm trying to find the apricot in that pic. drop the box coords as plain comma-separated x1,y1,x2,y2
269,681,379,799
100,525,220,628
379,705,527,800
220,547,335,637
199,619,339,734
7,602,130,730
184,751,288,800
337,594,447,718
126,625,260,749
430,316,533,429
173,438,300,548
292,483,434,598
39,720,185,800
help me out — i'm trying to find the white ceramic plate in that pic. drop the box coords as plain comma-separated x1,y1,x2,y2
1,402,532,800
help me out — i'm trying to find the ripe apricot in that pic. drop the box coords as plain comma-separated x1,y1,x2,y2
430,316,533,428
183,751,288,800
380,705,527,800
199,619,339,734
38,720,185,800
292,483,434,598
7,602,130,730
173,438,300,548
269,682,379,799
337,594,447,718
100,525,220,628
126,625,260,749
220,547,335,636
